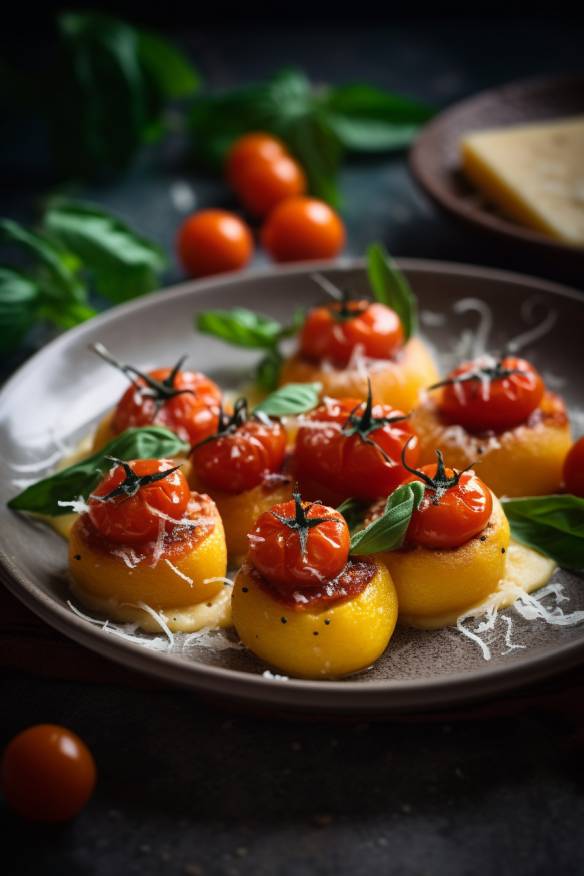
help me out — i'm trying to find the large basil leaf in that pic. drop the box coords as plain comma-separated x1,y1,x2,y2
196,308,284,349
501,495,584,571
0,268,39,352
8,427,189,517
349,481,425,555
367,242,417,340
254,383,321,417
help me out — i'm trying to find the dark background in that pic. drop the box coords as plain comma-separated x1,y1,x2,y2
2,9,584,875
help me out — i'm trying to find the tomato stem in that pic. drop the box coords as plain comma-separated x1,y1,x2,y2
311,273,368,321
90,457,182,503
428,356,525,392
91,343,195,411
400,439,476,504
341,380,408,464
271,490,340,558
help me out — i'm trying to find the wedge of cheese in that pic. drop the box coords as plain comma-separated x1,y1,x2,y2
461,117,584,246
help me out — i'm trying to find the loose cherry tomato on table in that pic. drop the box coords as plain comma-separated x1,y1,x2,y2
433,355,545,434
191,401,287,494
402,449,493,549
249,492,350,589
299,299,404,367
177,210,253,278
226,132,287,186
261,196,345,263
1,724,96,822
88,458,190,544
295,390,419,503
231,154,306,218
563,436,584,497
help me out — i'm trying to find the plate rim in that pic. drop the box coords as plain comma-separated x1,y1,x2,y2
409,72,584,257
1,256,583,714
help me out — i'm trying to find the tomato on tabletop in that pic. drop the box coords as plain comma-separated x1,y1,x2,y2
88,458,190,544
433,355,545,433
190,401,287,494
1,724,96,822
226,132,287,186
261,196,345,262
402,447,492,549
299,298,404,367
177,209,253,278
563,436,584,497
295,388,419,503
232,154,306,217
248,492,350,589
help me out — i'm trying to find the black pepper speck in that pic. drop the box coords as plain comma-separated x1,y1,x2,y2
501,547,506,554
324,619,331,625
280,617,287,624
74,554,82,560
313,631,319,636
242,587,249,593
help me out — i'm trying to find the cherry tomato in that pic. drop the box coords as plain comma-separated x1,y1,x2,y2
404,462,493,549
88,458,190,544
563,436,584,498
191,417,287,494
437,355,545,434
299,299,404,367
295,395,419,503
232,154,306,218
249,494,350,589
112,367,221,446
226,132,287,187
261,196,345,263
177,210,253,278
1,724,96,822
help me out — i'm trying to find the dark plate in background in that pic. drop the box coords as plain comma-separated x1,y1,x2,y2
410,75,584,271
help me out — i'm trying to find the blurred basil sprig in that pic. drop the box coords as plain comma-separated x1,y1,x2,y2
189,68,433,207
0,200,165,352
49,12,200,178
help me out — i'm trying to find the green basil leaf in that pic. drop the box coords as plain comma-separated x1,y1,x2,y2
501,495,584,571
324,114,422,152
137,31,199,100
43,199,166,302
0,268,39,352
256,350,284,392
278,109,342,207
196,308,283,349
350,481,425,555
367,242,417,340
254,382,321,417
8,427,189,517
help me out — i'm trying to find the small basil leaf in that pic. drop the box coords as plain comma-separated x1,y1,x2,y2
196,308,283,349
501,495,584,571
0,268,39,352
254,382,321,417
256,350,283,392
367,242,417,340
43,199,166,302
324,115,422,152
8,427,188,517
350,481,425,555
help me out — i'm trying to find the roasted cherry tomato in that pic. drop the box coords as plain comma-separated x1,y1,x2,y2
88,458,190,544
249,492,350,589
191,406,287,494
295,393,419,503
563,436,584,498
226,132,287,187
112,365,221,446
404,454,493,549
232,154,306,218
261,196,345,263
299,299,404,367
1,724,96,822
177,209,253,278
435,355,545,434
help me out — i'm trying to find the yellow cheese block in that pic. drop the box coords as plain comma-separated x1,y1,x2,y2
461,117,584,245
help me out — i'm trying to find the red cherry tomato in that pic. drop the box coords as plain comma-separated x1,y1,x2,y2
177,210,253,278
226,132,287,187
232,154,306,218
299,299,404,367
249,494,350,589
191,417,287,494
112,367,221,446
261,196,345,263
295,396,419,503
1,724,96,822
404,463,493,549
563,436,584,498
437,355,545,434
88,458,190,544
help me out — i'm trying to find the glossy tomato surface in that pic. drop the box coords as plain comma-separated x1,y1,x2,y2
88,458,190,544
249,496,350,589
261,196,345,262
226,132,287,186
437,355,545,433
112,367,221,446
177,210,253,278
295,396,419,503
191,418,287,494
563,436,584,498
299,299,404,367
232,154,306,217
1,724,96,822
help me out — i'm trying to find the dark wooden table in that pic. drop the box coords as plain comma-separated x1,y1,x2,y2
2,17,584,876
